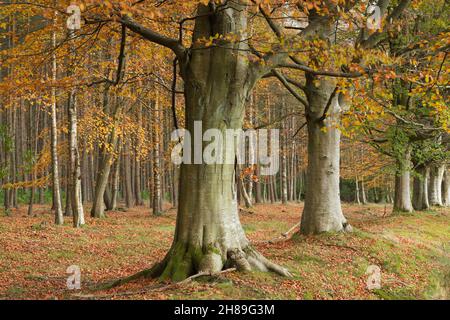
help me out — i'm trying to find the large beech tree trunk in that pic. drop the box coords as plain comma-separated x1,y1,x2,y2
393,150,413,212
151,3,290,281
429,164,445,206
300,77,350,234
394,173,413,212
412,165,429,211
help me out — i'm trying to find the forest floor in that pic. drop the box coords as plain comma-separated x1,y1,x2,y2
0,202,448,300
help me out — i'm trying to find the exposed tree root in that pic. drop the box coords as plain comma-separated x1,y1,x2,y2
242,247,293,277
92,240,292,293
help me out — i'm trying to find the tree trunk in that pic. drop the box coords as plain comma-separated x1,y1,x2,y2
255,165,262,204
360,178,367,204
300,77,350,234
443,168,450,207
67,75,84,227
429,164,445,206
412,165,430,211
134,155,143,206
238,167,252,209
394,173,413,212
393,151,413,213
91,152,112,217
108,146,121,211
64,183,73,217
153,3,290,281
151,95,163,215
51,22,64,225
280,127,288,205
123,142,135,209
355,177,361,204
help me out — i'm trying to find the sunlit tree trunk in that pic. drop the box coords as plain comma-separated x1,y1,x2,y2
429,163,445,206
152,2,290,281
300,77,350,234
443,168,450,207
393,149,413,213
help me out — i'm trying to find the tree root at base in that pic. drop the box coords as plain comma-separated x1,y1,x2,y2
89,236,294,294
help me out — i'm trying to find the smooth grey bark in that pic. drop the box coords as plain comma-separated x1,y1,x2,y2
150,3,290,281
393,150,413,213
443,168,450,206
394,172,413,212
429,163,445,206
412,165,430,211
300,77,350,234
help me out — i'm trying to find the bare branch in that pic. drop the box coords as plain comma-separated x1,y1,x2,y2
270,70,309,108
278,63,363,78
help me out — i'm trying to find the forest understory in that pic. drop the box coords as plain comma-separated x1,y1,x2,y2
0,202,448,300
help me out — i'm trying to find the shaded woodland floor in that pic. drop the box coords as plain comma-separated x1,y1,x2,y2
0,203,448,300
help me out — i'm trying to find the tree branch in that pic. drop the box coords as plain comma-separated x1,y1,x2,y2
316,86,339,123
119,15,185,58
359,0,411,49
278,63,364,78
270,70,309,108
